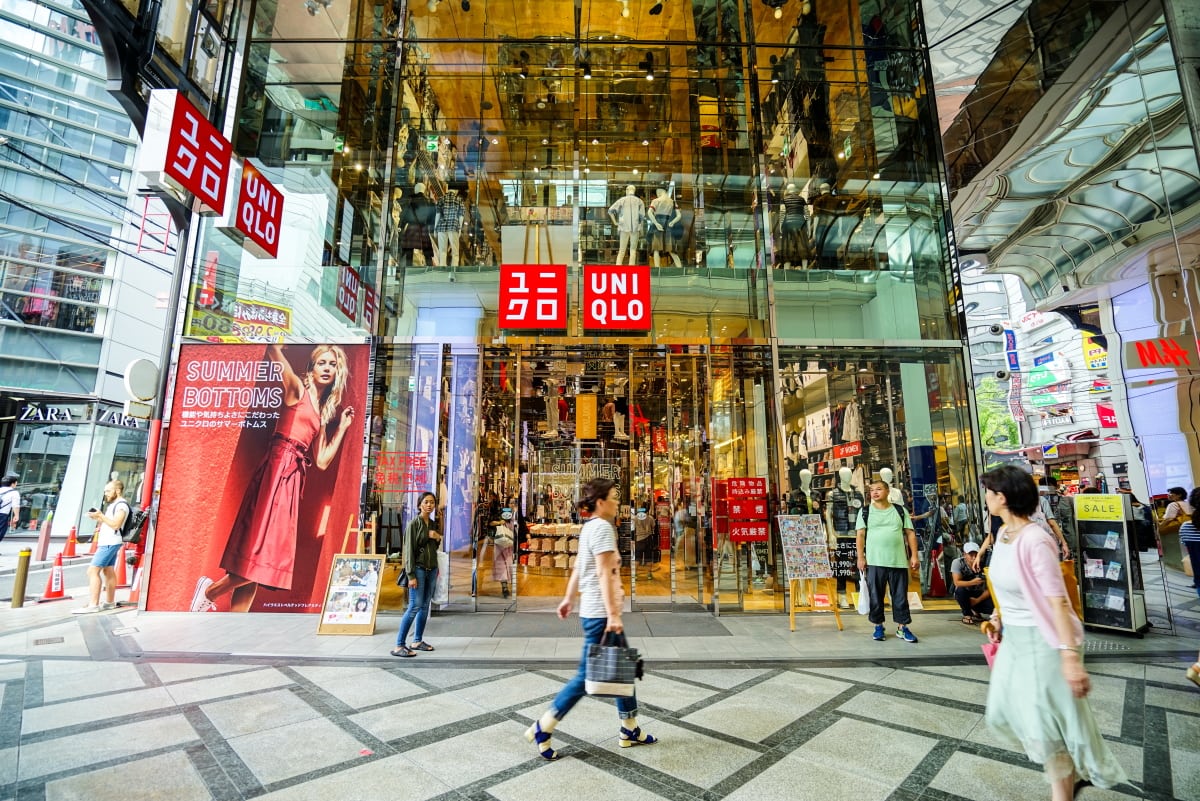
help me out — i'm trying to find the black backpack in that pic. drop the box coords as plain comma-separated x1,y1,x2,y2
116,501,150,544
860,502,907,529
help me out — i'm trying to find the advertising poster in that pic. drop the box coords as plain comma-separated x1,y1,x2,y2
148,342,370,612
317,554,384,635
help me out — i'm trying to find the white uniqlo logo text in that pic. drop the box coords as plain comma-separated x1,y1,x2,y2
535,271,558,320
506,269,529,320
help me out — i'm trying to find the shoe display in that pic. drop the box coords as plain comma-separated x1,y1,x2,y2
71,605,100,615
872,624,885,641
897,626,919,644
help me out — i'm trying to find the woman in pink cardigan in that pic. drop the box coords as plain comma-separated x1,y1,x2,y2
981,466,1127,799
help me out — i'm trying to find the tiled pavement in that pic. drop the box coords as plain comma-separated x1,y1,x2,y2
0,604,1198,801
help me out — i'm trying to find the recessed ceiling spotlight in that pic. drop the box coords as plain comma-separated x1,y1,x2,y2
542,138,549,144
642,139,649,145
649,0,663,13
619,0,630,17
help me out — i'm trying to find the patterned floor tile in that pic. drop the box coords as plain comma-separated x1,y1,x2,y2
487,756,673,801
22,687,177,735
448,671,564,712
928,750,1046,801
253,754,448,801
43,751,212,801
683,672,851,742
838,690,981,738
162,667,293,706
40,661,145,703
349,691,484,742
612,716,762,788
16,715,198,781
795,716,938,787
653,668,772,689
202,687,322,739
723,752,892,801
292,665,426,708
403,720,540,787
149,661,259,684
226,715,370,786
1172,748,1200,801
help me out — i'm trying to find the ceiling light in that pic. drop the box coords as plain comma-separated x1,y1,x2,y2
582,61,592,79
517,50,529,79
649,0,663,13
533,166,539,172
633,168,639,174
872,172,880,179
592,138,599,145
542,138,549,144
426,0,438,11
642,139,649,145
774,6,782,17
491,138,498,144
836,151,844,159
619,0,630,17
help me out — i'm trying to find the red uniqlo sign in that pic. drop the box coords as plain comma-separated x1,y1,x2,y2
583,265,651,331
499,264,567,329
728,499,768,520
137,90,232,215
336,265,361,322
234,163,283,258
832,441,863,459
730,522,769,543
725,477,766,499
362,285,378,332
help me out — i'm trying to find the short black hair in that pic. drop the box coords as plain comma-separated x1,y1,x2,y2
579,478,616,514
981,465,1038,517
1168,486,1187,500
1040,475,1059,488
0,474,16,487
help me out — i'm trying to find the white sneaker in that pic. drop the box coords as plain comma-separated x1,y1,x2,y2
190,576,215,612
71,605,101,615
101,602,118,611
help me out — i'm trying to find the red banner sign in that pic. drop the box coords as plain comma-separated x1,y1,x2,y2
652,426,668,455
362,285,378,332
138,90,232,215
725,477,766,498
336,266,361,322
234,162,283,258
583,265,651,331
499,264,567,329
728,499,768,520
1096,403,1118,429
832,441,862,459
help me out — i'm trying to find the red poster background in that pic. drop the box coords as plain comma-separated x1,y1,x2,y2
147,343,369,612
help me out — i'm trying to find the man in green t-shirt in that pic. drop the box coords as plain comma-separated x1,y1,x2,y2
856,480,920,643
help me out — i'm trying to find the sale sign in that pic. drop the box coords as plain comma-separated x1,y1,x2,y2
583,265,651,331
499,264,567,329
336,265,361,322
137,89,232,215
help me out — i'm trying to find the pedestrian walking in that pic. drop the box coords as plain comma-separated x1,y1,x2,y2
981,465,1127,798
391,491,441,657
1179,488,1200,600
525,477,657,760
856,479,920,643
0,473,19,544
72,480,129,614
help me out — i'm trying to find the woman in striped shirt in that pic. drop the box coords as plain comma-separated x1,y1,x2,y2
1182,489,1200,687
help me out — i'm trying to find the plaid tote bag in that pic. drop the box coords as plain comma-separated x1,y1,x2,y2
585,632,643,697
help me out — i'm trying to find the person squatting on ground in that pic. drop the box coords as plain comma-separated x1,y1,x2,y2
525,477,657,760
72,480,129,614
951,541,994,624
980,465,1127,800
856,479,920,643
391,491,441,657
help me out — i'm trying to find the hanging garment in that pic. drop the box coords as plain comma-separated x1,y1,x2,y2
842,401,862,443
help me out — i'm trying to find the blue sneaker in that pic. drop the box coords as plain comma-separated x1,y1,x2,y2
897,626,918,644
872,624,885,641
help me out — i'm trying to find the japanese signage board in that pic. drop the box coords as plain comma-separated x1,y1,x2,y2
727,499,768,519
190,298,292,343
1096,403,1118,429
215,161,284,258
137,90,231,215
1082,335,1108,370
724,477,766,499
729,522,769,543
1033,353,1054,366
373,451,431,496
1008,370,1025,421
1003,329,1017,350
778,515,833,580
832,441,862,459
498,264,567,330
582,265,652,331
336,265,361,322
1123,335,1198,370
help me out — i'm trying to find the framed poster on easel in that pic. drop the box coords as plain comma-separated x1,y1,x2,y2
317,514,382,636
778,514,843,632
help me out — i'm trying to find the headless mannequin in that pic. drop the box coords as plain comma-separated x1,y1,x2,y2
779,182,809,270
878,467,905,505
648,188,683,267
810,182,837,267
828,466,862,606
401,182,435,267
798,468,816,514
543,386,559,437
433,188,464,267
609,185,646,265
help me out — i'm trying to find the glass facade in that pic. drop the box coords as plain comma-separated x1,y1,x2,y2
179,0,978,613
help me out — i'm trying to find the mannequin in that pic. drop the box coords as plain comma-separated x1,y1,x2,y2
810,182,837,268
433,187,465,267
648,187,683,267
543,385,559,438
608,185,646,265
778,183,809,270
400,182,435,267
613,394,630,440
878,467,905,505
827,465,863,607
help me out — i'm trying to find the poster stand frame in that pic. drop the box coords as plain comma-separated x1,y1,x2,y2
316,514,381,636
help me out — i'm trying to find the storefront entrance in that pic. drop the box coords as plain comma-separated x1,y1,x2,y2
369,342,782,614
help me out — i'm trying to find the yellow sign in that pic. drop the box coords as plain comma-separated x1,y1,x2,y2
189,298,292,343
1075,494,1124,521
575,393,597,439
1082,335,1108,370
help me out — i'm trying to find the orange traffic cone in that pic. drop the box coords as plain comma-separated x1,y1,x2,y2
87,524,99,555
62,526,78,558
37,553,71,603
114,545,129,589
124,552,143,606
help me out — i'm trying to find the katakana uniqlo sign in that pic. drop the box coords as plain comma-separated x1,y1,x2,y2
583,265,651,331
499,264,567,329
137,90,232,215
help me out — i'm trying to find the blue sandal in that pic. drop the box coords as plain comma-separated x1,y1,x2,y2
619,726,658,748
525,720,560,760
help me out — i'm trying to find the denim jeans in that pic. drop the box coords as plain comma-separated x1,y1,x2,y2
550,616,638,721
396,566,437,646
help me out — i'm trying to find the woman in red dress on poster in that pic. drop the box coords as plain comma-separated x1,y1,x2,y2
190,344,356,612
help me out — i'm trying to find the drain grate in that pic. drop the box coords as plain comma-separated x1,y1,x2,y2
1085,640,1132,652
33,637,64,646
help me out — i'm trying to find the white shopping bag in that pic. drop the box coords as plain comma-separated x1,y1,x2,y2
856,573,870,615
433,550,450,606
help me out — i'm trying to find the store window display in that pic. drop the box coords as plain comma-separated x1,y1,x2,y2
608,185,646,265
433,187,466,267
647,187,683,268
777,183,810,270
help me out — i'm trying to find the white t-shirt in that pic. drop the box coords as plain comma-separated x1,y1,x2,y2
577,516,618,619
0,487,19,519
988,538,1036,627
98,499,129,547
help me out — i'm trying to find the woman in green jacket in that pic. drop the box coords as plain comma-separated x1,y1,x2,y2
392,491,441,657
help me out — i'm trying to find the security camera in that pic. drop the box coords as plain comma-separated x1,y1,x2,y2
994,369,1010,381
987,323,1004,336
